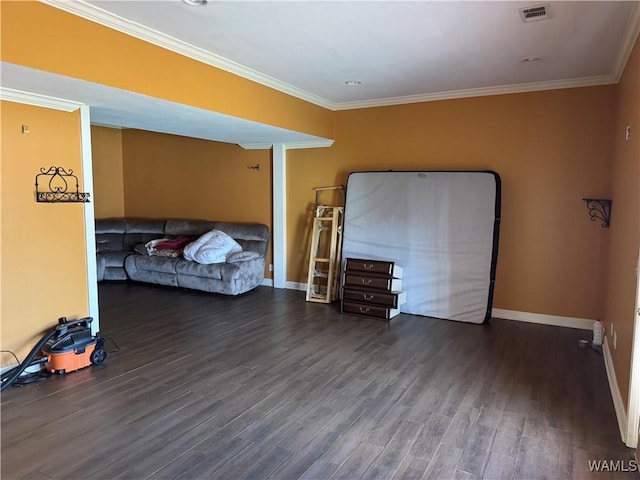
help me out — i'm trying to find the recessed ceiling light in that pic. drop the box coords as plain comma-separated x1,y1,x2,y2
345,80,363,86
521,56,541,63
182,0,209,6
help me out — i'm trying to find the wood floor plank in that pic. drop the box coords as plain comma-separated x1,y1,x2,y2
514,434,543,479
539,426,574,480
365,419,423,475
391,453,431,479
483,451,517,480
423,443,464,480
456,422,497,476
241,445,294,479
453,469,480,479
330,441,383,479
299,459,340,479
409,413,453,460
271,427,344,478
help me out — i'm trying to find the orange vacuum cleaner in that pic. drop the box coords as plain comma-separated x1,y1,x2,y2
1,317,106,392
42,317,106,374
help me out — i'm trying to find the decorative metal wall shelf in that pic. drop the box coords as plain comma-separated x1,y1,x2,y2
583,198,611,228
35,166,90,203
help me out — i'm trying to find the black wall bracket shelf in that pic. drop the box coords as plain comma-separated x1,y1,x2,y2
35,166,90,203
583,198,611,228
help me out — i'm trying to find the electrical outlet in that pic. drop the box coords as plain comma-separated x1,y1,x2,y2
269,264,273,272
614,330,618,350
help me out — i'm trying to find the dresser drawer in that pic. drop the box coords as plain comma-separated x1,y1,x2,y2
345,258,403,278
342,301,400,320
343,273,402,292
343,288,405,308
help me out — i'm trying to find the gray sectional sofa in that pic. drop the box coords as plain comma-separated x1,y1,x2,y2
96,218,270,295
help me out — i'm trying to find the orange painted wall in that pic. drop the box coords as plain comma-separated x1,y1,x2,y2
604,35,640,408
120,129,273,276
91,126,125,218
0,101,88,366
0,1,333,141
288,86,615,320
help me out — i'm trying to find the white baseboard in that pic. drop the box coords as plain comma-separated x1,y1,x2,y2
492,308,594,330
261,279,306,291
603,336,628,443
285,281,306,291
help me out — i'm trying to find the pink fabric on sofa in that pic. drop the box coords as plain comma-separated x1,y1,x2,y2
154,236,194,250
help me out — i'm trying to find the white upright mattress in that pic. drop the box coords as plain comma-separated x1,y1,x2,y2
342,171,500,324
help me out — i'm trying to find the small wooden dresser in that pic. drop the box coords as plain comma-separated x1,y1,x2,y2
341,258,406,320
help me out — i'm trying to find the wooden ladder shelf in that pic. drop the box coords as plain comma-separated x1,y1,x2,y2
306,187,344,303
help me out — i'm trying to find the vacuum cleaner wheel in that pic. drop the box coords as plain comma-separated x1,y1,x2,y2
90,348,107,365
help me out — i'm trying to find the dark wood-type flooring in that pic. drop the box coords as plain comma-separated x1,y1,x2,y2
1,283,636,479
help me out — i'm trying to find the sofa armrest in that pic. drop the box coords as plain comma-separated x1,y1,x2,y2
220,257,265,281
227,251,261,263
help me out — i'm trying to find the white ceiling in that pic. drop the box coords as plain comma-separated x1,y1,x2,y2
2,0,639,145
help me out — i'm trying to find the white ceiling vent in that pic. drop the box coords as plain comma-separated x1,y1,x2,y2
519,3,551,23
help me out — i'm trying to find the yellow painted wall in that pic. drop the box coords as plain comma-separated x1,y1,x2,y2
0,101,88,366
604,35,640,408
120,129,273,276
288,86,615,320
0,1,333,141
91,126,124,218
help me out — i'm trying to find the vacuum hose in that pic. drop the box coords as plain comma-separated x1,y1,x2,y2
1,326,58,392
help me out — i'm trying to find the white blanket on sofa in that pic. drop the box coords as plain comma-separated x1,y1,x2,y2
183,229,242,264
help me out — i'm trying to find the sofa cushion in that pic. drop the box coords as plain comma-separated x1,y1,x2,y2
165,220,215,237
125,220,166,234
129,269,178,287
124,232,165,250
96,233,125,252
176,260,223,280
101,251,132,268
103,267,128,281
177,275,230,294
133,243,148,255
95,219,126,234
237,240,268,257
126,255,183,274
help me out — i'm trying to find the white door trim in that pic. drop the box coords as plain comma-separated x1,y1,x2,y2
272,143,287,288
79,106,100,333
267,141,334,289
625,247,640,447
